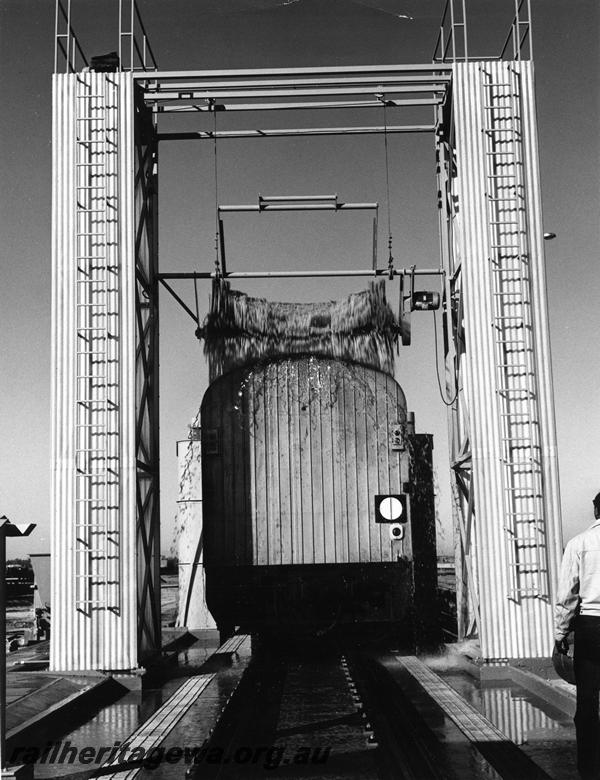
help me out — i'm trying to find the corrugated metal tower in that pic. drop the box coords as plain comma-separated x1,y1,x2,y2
50,0,562,670
51,1,160,671
435,1,563,660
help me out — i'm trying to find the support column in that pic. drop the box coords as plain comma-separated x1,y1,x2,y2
50,71,160,671
450,61,563,660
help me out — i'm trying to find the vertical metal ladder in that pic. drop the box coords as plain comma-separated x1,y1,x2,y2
482,66,549,601
74,74,120,614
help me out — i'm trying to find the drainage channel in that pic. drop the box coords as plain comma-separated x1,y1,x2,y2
432,664,578,780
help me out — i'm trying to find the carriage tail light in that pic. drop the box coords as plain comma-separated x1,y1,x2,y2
389,523,404,541
375,494,408,523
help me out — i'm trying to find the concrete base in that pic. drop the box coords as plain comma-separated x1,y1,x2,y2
183,628,220,646
109,668,145,691
480,659,576,717
1,764,33,779
47,667,145,690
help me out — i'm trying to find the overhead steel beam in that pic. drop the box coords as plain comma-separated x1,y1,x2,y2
157,124,435,141
134,63,452,81
146,85,448,101
158,97,441,113
146,74,451,91
218,202,378,213
158,268,444,280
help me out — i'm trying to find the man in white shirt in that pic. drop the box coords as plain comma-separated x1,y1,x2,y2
555,493,600,780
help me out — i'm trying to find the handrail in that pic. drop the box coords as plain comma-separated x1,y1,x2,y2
432,0,468,64
54,0,88,74
499,0,532,61
119,0,158,72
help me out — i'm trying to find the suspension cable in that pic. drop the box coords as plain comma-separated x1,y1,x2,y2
211,101,221,277
379,93,394,277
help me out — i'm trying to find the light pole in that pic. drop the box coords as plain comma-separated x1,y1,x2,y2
0,517,35,779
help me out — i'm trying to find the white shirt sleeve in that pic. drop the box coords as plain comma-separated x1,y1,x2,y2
554,539,580,641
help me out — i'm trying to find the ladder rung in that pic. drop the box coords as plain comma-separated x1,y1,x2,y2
75,601,111,606
74,549,108,555
75,472,113,477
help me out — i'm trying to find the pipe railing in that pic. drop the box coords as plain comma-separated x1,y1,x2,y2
54,0,88,73
432,0,468,64
499,0,533,61
119,0,158,72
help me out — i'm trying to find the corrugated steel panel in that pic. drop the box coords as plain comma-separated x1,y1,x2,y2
519,63,564,596
201,357,411,567
452,61,562,660
175,436,216,629
50,72,139,671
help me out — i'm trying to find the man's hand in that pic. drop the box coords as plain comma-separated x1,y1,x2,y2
555,637,569,655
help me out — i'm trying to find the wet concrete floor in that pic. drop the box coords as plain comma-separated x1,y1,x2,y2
9,638,581,780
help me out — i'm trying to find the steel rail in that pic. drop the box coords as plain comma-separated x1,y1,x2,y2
157,124,435,141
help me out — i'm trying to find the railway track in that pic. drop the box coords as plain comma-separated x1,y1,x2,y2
185,638,511,780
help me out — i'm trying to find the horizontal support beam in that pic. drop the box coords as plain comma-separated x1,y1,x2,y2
157,124,436,141
146,84,448,102
157,97,441,113
218,202,378,213
146,74,451,92
134,64,452,81
158,268,444,280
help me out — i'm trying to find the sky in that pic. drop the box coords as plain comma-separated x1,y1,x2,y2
0,0,598,560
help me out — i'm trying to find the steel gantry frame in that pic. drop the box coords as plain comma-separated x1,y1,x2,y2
51,0,561,671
